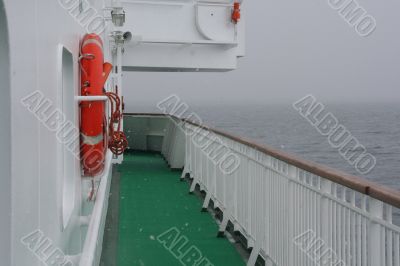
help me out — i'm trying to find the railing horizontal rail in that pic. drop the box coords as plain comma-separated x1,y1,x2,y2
124,113,400,209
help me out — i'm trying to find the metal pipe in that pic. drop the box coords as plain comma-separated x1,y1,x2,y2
75,96,108,102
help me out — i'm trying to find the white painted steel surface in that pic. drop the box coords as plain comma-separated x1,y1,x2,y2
183,123,400,266
5,0,94,263
4,0,119,264
120,0,245,71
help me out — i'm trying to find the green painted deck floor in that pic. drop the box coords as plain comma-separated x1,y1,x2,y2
116,152,245,266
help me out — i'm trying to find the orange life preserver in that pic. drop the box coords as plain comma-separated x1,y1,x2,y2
80,33,112,177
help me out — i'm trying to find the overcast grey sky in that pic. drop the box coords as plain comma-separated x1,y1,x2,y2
123,0,400,107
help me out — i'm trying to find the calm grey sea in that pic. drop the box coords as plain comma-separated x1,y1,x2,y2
191,103,400,191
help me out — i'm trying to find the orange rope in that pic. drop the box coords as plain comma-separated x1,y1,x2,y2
106,91,128,156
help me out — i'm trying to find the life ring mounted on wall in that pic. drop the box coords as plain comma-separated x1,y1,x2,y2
80,33,128,177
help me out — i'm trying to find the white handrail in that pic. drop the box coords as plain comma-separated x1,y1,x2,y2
183,122,400,266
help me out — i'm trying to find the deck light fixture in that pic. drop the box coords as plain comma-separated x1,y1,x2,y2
111,7,125,27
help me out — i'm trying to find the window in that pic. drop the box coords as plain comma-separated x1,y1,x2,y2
58,46,76,230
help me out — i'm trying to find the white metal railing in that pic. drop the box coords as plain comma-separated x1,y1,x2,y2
182,121,400,266
79,152,114,266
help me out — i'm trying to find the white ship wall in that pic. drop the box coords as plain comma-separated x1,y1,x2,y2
3,0,111,265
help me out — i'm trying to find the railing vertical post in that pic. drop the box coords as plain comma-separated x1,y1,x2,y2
181,126,189,180
187,124,193,178
321,178,332,262
369,198,383,266
386,205,393,266
181,123,189,180
288,165,297,266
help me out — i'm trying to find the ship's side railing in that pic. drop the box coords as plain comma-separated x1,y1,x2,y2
181,119,400,266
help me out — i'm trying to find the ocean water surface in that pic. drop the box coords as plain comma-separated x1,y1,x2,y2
192,103,400,191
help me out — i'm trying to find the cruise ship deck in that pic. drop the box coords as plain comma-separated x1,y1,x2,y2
101,151,245,266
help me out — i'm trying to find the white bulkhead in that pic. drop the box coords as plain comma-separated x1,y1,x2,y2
3,0,110,265
119,0,245,71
